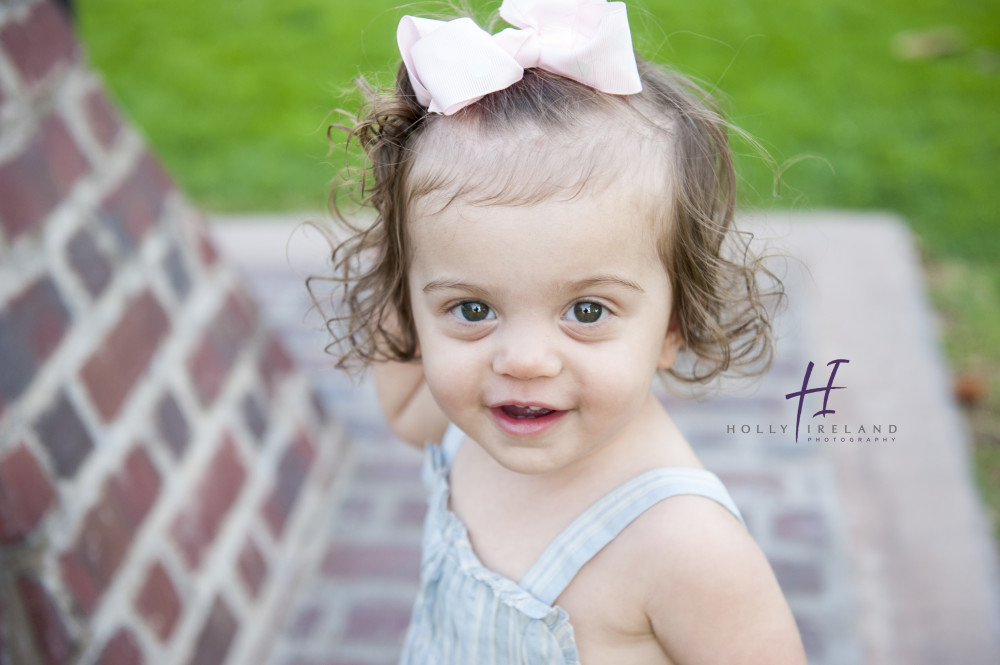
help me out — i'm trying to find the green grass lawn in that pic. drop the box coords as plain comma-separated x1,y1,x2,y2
77,1,1000,525
77,0,998,260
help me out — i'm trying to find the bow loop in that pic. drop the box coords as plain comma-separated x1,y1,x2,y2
397,16,524,115
492,25,545,69
397,0,641,115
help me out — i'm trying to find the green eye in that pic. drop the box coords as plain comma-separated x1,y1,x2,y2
456,301,493,322
572,302,604,323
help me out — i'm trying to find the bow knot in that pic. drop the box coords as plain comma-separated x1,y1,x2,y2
398,0,642,115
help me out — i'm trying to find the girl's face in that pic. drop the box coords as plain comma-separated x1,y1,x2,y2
408,187,682,476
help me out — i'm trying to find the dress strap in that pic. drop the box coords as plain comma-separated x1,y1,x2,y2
518,467,745,606
440,422,466,469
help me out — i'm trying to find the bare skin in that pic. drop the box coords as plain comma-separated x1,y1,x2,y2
372,190,808,664
377,368,806,664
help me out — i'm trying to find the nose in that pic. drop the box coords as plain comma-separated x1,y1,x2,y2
491,323,562,380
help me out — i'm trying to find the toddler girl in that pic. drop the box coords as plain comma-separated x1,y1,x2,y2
322,0,807,662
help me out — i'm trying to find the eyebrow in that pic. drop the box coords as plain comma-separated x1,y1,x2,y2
569,275,645,294
422,279,488,295
421,274,645,295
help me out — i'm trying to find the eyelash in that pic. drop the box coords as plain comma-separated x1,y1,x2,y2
446,300,613,325
565,301,608,324
449,300,495,323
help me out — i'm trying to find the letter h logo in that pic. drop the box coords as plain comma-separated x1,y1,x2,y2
785,359,849,442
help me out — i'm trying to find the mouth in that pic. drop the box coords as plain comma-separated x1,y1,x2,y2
499,404,556,419
489,403,566,436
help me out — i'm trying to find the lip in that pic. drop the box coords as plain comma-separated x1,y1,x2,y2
489,402,567,437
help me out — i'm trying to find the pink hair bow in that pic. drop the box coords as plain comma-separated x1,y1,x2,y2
397,0,642,115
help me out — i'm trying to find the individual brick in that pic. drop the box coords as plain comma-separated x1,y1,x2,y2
96,628,144,665
65,487,133,600
185,336,225,409
714,470,783,493
41,112,90,194
0,131,54,240
355,459,422,484
66,226,112,297
227,291,255,333
155,392,190,459
237,537,267,598
81,289,169,421
9,277,71,359
98,151,172,250
186,597,237,665
138,148,173,191
393,498,427,529
170,435,246,569
83,87,123,151
0,277,70,402
774,509,829,546
343,601,413,643
259,335,293,396
261,432,315,538
135,561,181,641
59,445,160,613
187,293,255,406
60,550,101,614
195,226,219,267
162,244,191,299
0,0,79,85
770,558,824,595
241,392,268,443
0,114,89,240
321,543,421,580
0,327,35,409
17,576,75,665
35,391,93,478
109,445,160,529
0,444,56,544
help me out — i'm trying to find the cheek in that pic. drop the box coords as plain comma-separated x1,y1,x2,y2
414,326,484,415
423,354,485,425
598,335,663,402
576,341,657,400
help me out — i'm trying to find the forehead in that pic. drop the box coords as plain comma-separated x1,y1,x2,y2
407,188,665,292
406,107,673,214
403,106,677,289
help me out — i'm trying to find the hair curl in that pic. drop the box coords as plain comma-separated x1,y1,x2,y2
312,50,783,384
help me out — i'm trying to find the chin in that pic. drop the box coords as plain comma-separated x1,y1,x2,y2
485,443,576,476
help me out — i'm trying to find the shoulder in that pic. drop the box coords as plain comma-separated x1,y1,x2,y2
621,494,808,665
623,492,754,589
636,489,749,551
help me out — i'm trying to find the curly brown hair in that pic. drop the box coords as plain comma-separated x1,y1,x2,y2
313,54,782,384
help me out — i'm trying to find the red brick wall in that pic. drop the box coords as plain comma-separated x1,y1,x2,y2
0,2,343,664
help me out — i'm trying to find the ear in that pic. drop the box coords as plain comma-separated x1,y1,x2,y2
657,312,684,370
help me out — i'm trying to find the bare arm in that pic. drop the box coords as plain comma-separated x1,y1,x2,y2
643,497,808,665
372,358,448,448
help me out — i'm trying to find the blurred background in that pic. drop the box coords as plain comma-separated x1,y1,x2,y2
0,0,991,662
74,0,1000,535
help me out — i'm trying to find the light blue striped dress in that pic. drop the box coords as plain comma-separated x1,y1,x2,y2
399,424,746,664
